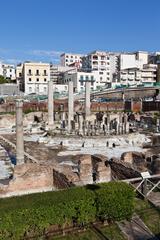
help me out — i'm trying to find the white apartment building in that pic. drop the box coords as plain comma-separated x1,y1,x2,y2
0,63,3,76
115,64,157,88
0,63,16,80
16,62,50,94
141,64,157,85
82,51,119,88
120,51,148,70
60,53,83,67
63,69,97,93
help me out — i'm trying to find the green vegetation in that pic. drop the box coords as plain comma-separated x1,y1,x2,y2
50,223,126,240
53,230,100,240
135,197,160,237
100,224,126,240
0,75,10,84
0,182,134,239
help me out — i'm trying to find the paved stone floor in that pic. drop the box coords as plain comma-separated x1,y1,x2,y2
148,192,160,207
118,214,158,240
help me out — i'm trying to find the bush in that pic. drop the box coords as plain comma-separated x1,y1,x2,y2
0,182,134,239
95,182,134,221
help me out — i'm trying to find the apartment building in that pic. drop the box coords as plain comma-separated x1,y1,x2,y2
0,63,16,80
63,69,96,92
81,51,119,88
16,62,50,94
120,51,148,70
50,64,74,84
115,64,157,88
149,52,160,64
60,53,83,67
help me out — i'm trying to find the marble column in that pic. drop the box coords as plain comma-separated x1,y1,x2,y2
79,115,83,135
85,81,91,118
16,99,24,165
68,80,74,133
48,80,54,129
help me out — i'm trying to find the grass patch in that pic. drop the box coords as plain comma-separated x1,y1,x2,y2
51,229,100,240
134,197,160,236
100,223,126,240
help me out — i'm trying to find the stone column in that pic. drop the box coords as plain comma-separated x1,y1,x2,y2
85,81,91,118
107,114,110,135
68,80,74,133
156,118,160,133
48,80,54,129
79,115,83,135
16,99,24,165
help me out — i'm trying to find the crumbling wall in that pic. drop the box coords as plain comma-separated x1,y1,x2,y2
121,151,147,172
78,154,93,185
92,154,111,183
7,163,54,193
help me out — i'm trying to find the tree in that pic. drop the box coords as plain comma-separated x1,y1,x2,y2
0,75,9,84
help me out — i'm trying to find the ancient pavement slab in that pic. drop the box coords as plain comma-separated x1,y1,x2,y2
118,214,158,240
148,192,160,207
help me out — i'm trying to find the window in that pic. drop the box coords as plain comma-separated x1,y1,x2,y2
44,78,47,82
91,76,94,81
107,77,110,80
36,70,39,75
19,73,22,77
107,62,110,65
71,56,73,58
80,81,83,86
29,78,31,81
86,76,89,81
66,59,68,62
44,87,47,93
80,75,83,80
44,70,47,76
107,72,110,75
37,78,39,82
28,69,32,75
29,87,32,92
100,77,103,81
91,81,94,86
99,72,103,75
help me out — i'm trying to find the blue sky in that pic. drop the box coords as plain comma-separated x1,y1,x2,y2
0,0,160,64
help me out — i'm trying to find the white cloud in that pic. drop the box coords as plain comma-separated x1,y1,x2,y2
5,58,22,65
29,50,62,57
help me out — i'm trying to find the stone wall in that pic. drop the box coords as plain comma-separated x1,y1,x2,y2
7,163,54,193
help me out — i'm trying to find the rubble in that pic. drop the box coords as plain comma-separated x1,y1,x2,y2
150,158,160,174
0,82,160,197
121,151,148,172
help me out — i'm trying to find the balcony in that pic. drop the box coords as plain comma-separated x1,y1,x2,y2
27,73,33,76
92,61,98,65
79,77,96,82
100,61,106,66
92,55,98,60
